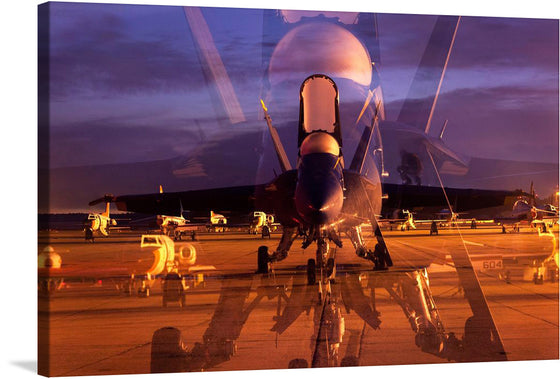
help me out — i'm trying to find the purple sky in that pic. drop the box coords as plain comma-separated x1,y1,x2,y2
43,2,558,169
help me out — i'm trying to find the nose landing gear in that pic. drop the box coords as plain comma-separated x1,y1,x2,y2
306,238,338,303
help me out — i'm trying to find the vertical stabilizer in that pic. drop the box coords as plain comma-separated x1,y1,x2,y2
397,16,460,132
349,102,381,174
102,201,110,218
184,7,246,124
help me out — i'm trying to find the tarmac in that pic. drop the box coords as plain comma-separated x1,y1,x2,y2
37,224,559,376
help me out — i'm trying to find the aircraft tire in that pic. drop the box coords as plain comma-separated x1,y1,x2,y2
326,257,335,279
463,316,492,352
288,359,309,368
307,259,316,285
257,246,269,274
150,327,188,373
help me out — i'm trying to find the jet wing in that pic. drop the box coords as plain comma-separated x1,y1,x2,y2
93,184,274,216
382,183,526,213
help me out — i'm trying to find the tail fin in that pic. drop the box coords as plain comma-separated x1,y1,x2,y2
397,16,461,133
183,7,245,125
102,201,110,217
89,194,114,217
349,102,381,174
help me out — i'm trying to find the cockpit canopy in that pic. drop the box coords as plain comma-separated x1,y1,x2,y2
298,75,342,147
301,75,338,134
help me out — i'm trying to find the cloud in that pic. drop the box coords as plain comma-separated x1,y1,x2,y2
48,120,202,168
451,16,558,71
46,3,207,100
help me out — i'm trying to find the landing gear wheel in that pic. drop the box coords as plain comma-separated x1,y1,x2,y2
372,244,388,270
325,257,336,280
307,258,316,285
463,316,493,351
257,246,270,274
150,327,188,373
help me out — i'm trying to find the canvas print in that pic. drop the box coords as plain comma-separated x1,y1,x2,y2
38,1,559,376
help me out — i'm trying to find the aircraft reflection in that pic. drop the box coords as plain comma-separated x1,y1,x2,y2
150,265,507,373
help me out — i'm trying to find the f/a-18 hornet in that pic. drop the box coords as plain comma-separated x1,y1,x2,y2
94,74,522,284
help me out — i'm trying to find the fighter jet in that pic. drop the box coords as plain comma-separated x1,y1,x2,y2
97,75,525,285
155,185,191,233
86,194,117,236
494,182,559,232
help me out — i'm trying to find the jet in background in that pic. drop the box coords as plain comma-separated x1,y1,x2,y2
209,210,227,227
86,195,117,236
156,185,190,230
494,182,559,232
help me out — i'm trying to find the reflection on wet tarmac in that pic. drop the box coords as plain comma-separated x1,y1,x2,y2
150,265,509,372
38,228,558,376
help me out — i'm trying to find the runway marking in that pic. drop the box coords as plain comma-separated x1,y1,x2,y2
59,341,151,376
488,299,559,328
463,240,485,247
49,298,119,321
389,239,456,269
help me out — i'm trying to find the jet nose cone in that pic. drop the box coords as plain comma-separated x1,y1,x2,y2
296,179,343,225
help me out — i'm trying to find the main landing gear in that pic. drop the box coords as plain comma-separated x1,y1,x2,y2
347,225,393,271
256,224,393,296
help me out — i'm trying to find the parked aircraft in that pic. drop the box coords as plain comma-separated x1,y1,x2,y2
86,195,117,236
494,182,559,231
132,234,215,304
210,210,227,228
248,211,277,235
96,75,525,284
156,185,190,231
